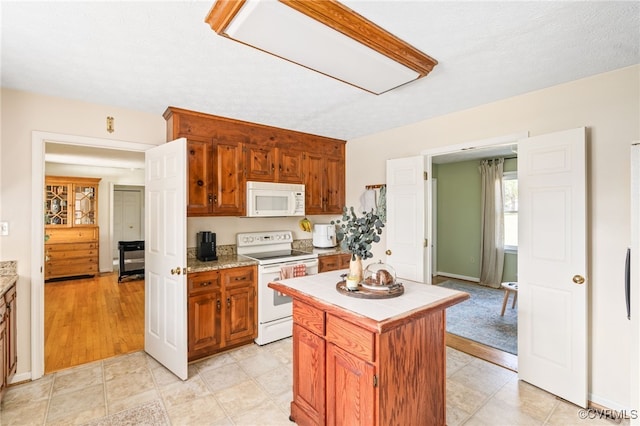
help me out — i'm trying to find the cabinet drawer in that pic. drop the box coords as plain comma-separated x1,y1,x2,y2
223,266,255,289
293,300,325,336
326,314,375,362
45,228,98,243
46,248,98,260
188,271,221,296
46,262,98,278
46,242,97,252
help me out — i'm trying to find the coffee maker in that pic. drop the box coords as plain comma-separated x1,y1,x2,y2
196,231,218,261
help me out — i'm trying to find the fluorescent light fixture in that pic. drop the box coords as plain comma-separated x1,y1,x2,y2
205,0,438,94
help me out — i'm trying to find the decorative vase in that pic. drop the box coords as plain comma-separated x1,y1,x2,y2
348,255,363,284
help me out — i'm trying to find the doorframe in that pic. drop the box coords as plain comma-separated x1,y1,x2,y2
31,131,156,380
420,132,528,283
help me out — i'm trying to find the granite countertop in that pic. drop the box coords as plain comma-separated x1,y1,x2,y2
269,270,469,326
187,254,258,273
0,261,18,296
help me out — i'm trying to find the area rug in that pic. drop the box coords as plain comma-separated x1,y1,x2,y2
439,280,517,355
84,400,170,426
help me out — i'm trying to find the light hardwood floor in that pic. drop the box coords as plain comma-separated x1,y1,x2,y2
44,273,144,373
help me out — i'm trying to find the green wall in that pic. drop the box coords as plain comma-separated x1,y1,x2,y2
434,158,517,282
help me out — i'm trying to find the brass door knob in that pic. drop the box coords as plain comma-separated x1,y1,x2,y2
572,275,585,284
170,267,182,275
385,249,392,256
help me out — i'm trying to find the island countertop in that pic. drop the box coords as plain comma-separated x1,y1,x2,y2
269,269,469,332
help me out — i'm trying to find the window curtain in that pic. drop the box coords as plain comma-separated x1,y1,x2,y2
479,158,505,288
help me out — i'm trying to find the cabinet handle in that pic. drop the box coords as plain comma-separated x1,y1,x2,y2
197,180,204,186
227,297,231,308
271,163,275,171
201,281,211,287
217,299,221,310
190,149,195,155
234,276,247,281
208,194,213,204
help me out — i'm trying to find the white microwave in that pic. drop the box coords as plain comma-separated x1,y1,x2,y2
246,181,305,217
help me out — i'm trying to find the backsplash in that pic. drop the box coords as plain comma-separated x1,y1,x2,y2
0,261,17,275
187,239,314,258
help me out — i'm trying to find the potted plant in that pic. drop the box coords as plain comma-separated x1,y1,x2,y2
332,206,385,286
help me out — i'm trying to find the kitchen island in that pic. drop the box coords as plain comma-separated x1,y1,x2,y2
269,270,469,426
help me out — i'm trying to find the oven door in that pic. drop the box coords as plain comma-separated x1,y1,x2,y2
258,258,319,323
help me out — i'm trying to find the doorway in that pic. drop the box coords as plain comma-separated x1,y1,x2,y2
31,131,155,380
424,134,524,370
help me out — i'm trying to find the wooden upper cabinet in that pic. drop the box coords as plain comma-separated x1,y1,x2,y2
212,139,244,215
245,142,304,184
304,141,346,215
186,140,213,215
164,106,344,217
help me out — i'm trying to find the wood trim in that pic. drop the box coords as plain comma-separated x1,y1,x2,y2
281,0,437,76
203,0,437,78
204,0,246,33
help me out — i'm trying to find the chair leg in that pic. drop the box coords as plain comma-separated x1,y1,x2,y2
501,290,509,316
512,292,517,309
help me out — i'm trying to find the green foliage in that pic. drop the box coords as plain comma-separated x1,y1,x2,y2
331,207,385,261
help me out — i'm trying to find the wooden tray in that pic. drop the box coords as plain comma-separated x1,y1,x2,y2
336,281,404,299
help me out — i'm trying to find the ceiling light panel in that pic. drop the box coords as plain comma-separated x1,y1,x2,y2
206,0,437,94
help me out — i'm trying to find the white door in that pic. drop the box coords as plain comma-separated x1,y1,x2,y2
386,156,426,282
144,138,188,380
517,127,587,407
631,143,640,425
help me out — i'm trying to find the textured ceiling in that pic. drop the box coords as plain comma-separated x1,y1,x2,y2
2,1,639,141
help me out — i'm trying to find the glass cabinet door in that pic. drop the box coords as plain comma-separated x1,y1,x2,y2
74,184,97,225
45,183,70,226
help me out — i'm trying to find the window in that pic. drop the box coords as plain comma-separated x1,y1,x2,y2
503,172,518,250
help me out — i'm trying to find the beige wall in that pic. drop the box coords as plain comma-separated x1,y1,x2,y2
346,65,640,409
1,65,639,407
0,88,165,377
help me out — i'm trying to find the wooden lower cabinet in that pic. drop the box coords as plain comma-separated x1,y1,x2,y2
290,298,447,426
187,266,257,361
318,253,351,273
0,284,17,404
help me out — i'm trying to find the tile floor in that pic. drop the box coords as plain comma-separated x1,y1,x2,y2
0,339,627,425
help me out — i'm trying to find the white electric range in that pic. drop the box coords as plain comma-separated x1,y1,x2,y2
237,231,318,345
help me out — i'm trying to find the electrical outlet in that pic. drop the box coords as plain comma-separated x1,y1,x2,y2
0,222,8,236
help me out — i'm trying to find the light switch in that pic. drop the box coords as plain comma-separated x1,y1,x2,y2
0,222,8,236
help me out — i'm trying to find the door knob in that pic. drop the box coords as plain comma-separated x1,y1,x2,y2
170,267,182,275
385,249,392,256
572,274,585,284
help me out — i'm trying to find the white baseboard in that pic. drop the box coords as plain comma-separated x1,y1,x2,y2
436,272,479,283
9,371,32,385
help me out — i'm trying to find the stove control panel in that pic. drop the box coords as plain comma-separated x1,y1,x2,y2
237,231,293,247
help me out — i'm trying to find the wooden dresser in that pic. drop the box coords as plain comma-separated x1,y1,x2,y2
44,176,100,281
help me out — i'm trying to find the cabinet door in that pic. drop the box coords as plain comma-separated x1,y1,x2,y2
44,180,71,226
318,253,351,272
325,155,345,214
304,152,325,215
188,291,223,357
292,324,326,425
0,302,6,395
278,148,304,183
326,342,376,426
187,139,213,215
223,266,257,345
245,143,276,182
212,140,245,215
5,287,16,379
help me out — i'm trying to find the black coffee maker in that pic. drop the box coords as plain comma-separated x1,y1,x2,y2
196,231,218,261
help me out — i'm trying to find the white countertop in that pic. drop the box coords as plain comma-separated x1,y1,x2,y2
270,269,468,323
